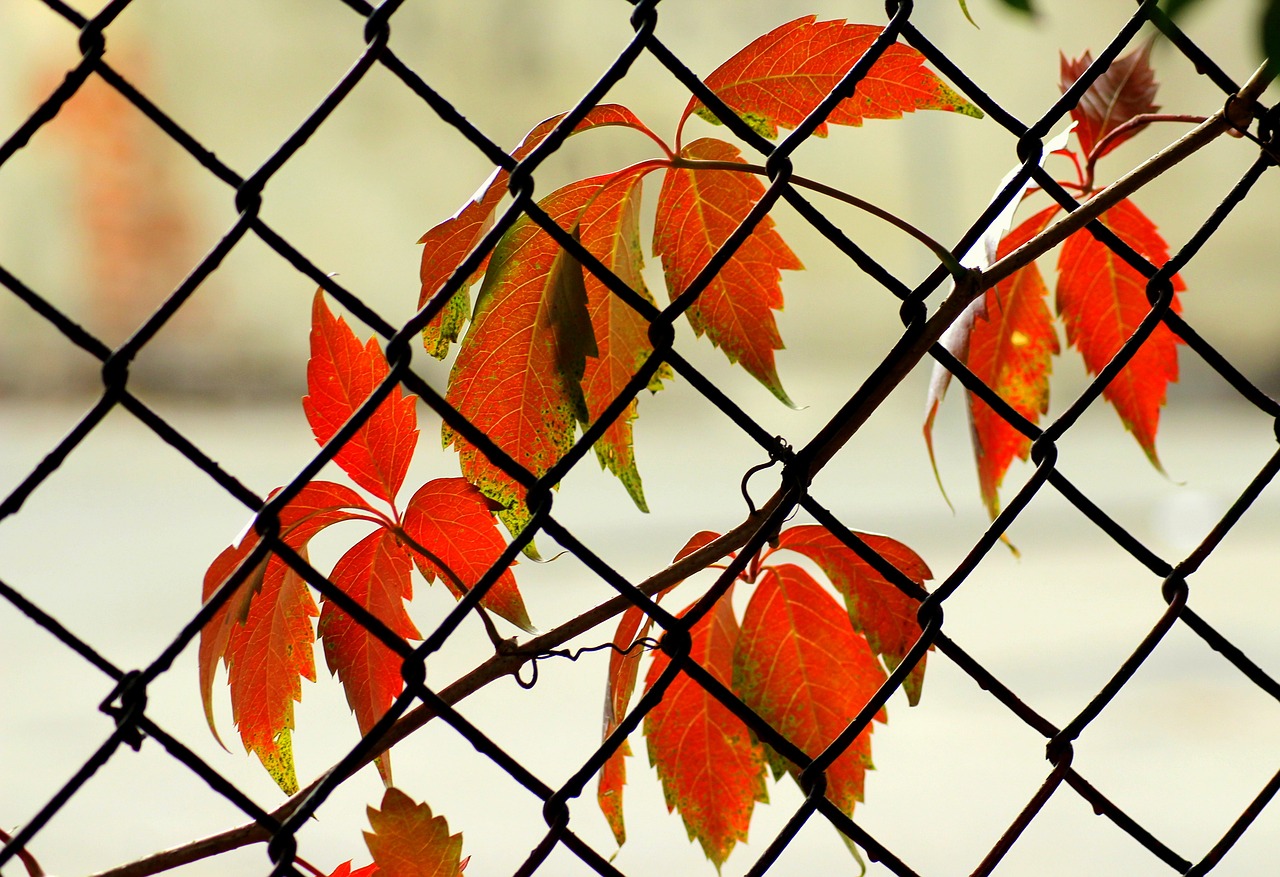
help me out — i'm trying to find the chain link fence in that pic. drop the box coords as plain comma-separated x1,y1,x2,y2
3,0,1279,874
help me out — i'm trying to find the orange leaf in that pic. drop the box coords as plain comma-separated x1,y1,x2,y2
597,530,723,846
319,528,418,785
419,105,664,358
443,174,606,539
967,205,1062,517
199,481,373,792
682,16,981,141
1060,42,1159,161
304,292,419,504
774,526,932,705
579,167,669,511
1056,197,1183,464
364,787,466,877
733,564,886,818
400,477,531,632
653,138,803,404
327,862,379,877
644,588,767,869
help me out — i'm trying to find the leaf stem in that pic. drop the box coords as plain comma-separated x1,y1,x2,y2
1082,113,1208,190
668,156,967,277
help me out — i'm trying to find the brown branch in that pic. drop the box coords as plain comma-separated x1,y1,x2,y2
88,62,1273,877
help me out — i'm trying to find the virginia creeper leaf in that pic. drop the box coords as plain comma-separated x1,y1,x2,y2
364,787,466,877
774,526,933,705
653,138,803,404
579,166,670,512
319,527,418,785
419,104,664,358
304,292,419,504
682,16,981,141
733,564,887,819
444,174,607,541
967,206,1062,518
225,551,316,794
1056,197,1184,464
400,477,531,632
328,862,380,877
200,481,372,790
1060,43,1159,161
597,530,725,846
644,588,767,869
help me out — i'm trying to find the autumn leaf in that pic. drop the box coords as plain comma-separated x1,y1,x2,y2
365,787,466,877
419,105,664,358
597,530,723,846
579,166,670,512
319,528,418,785
1056,197,1184,464
200,481,374,793
1060,42,1159,161
443,174,606,540
967,205,1062,518
681,15,981,142
400,477,531,632
774,526,932,705
644,588,767,869
328,861,380,877
304,292,419,505
733,564,887,819
653,137,803,404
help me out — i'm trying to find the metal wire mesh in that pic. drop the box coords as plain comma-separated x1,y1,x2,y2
2,0,1279,875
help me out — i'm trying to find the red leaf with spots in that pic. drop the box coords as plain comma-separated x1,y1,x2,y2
319,528,418,784
400,477,531,632
774,526,933,704
418,105,665,358
579,166,670,511
967,205,1062,517
1056,197,1184,464
1060,42,1160,161
644,588,767,869
733,564,887,818
443,174,605,539
304,292,419,504
364,787,467,877
681,15,981,141
654,138,803,403
199,480,373,793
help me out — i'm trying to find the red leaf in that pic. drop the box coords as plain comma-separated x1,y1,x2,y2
304,292,419,504
1060,42,1160,161
1056,198,1183,463
644,588,767,869
443,174,607,538
364,787,466,877
653,138,803,403
733,564,887,818
319,528,418,784
328,862,379,877
597,530,722,846
418,105,665,358
400,477,531,632
199,481,373,792
682,16,981,141
579,167,669,511
774,526,932,705
967,206,1062,518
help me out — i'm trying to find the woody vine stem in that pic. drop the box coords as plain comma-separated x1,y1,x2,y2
89,62,1273,877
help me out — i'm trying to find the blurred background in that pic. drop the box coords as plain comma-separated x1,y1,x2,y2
3,1,1280,875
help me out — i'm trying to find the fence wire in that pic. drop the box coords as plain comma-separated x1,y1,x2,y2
2,0,1279,875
